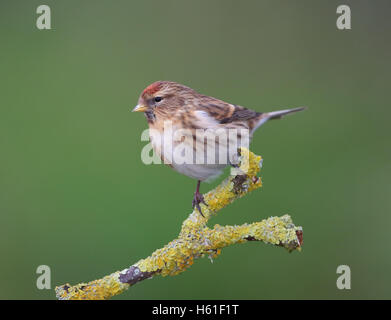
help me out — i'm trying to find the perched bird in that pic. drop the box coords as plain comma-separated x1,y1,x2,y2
133,81,305,216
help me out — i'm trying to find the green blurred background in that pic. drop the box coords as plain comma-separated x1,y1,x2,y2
1,0,390,299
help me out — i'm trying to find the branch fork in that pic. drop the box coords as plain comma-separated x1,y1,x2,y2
55,148,302,300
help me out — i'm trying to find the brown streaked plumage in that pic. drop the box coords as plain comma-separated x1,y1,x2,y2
133,81,305,216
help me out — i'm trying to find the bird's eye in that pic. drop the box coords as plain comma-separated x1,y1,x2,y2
154,97,163,103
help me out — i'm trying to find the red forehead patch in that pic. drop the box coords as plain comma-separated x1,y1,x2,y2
142,82,163,96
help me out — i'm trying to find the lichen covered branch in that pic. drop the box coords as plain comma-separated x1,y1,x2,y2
55,148,303,300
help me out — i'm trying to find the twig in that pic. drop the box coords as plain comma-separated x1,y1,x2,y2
55,148,303,300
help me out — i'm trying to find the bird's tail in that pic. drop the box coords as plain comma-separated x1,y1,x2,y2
253,107,306,132
265,107,306,120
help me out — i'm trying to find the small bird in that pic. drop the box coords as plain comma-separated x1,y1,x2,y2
133,81,305,216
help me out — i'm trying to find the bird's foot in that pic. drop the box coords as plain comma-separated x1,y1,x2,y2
192,191,207,217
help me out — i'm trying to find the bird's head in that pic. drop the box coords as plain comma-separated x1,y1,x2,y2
132,81,195,118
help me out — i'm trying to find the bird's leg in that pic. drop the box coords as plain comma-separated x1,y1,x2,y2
192,180,207,217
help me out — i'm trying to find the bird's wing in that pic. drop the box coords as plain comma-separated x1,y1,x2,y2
194,95,262,123
192,96,263,132
191,95,305,133
219,106,262,124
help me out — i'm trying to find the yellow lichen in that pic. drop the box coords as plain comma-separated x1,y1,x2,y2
55,148,302,300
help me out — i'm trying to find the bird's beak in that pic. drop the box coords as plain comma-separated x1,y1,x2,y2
132,104,148,112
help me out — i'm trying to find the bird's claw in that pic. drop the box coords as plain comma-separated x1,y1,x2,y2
192,192,207,217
